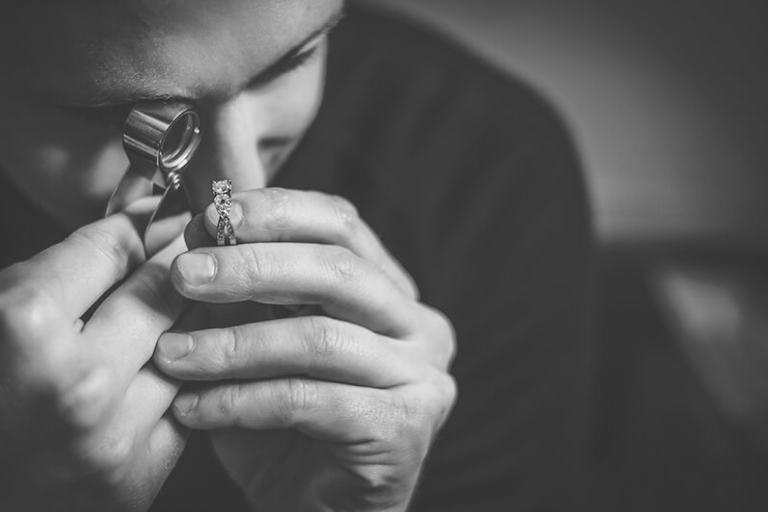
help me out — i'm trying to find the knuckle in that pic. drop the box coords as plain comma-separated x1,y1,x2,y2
68,225,136,277
323,246,358,285
86,431,135,474
434,373,458,413
375,394,432,460
262,187,293,237
0,286,67,375
240,245,271,285
276,378,316,426
56,369,113,431
304,316,342,370
440,325,458,368
399,394,431,429
421,373,458,433
426,308,458,369
215,384,242,419
330,194,360,234
221,327,249,374
400,381,455,434
0,285,57,341
132,265,183,319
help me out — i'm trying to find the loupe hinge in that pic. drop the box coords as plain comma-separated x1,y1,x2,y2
166,171,183,191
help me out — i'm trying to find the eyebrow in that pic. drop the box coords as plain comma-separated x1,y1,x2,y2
72,5,346,108
246,8,346,89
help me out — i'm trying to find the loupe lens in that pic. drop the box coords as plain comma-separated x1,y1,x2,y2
122,101,202,177
161,111,201,171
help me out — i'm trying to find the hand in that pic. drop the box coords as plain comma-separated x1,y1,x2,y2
0,207,189,511
153,188,457,512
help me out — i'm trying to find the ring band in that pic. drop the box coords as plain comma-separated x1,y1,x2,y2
212,179,237,246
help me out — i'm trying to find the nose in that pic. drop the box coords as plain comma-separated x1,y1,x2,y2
182,94,268,213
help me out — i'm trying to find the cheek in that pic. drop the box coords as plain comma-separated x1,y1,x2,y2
0,93,129,227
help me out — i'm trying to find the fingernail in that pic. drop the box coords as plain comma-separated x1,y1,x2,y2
177,253,216,286
158,333,195,361
174,393,199,416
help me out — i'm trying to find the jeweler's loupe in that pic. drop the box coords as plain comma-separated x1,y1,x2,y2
105,101,202,253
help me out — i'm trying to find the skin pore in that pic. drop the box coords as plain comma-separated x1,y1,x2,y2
0,0,344,228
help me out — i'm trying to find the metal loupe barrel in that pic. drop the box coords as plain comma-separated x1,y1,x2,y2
123,101,202,180
105,100,202,221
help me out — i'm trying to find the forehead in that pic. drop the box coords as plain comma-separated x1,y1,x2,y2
2,0,340,104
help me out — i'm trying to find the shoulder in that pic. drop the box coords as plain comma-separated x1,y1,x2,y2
326,4,555,123
281,4,588,245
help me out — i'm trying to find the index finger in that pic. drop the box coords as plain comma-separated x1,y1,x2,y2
1,210,148,321
196,188,419,299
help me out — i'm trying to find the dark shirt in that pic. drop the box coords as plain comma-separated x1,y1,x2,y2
1,5,596,511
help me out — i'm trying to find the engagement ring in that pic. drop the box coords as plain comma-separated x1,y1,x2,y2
213,179,236,246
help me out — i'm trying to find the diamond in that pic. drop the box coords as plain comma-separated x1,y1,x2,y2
212,180,232,195
214,195,231,210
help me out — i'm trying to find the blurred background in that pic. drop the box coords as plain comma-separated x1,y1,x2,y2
378,0,768,242
370,0,768,509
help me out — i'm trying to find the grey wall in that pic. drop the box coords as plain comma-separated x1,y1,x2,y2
372,0,768,243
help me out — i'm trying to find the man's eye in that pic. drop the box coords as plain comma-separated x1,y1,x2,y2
276,43,323,76
287,38,325,73
250,35,327,89
286,46,318,73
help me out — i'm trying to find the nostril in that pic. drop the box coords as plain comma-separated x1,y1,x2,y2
259,137,298,179
259,137,293,151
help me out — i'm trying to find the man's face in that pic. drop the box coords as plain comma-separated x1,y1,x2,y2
0,0,344,227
